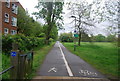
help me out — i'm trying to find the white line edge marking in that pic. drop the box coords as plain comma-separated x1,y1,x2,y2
58,42,73,77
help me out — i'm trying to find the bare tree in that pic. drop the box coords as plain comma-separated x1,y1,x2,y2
92,0,119,35
67,0,95,46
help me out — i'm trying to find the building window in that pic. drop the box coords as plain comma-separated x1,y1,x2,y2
4,28,9,35
5,0,10,8
12,3,18,14
4,13,9,23
11,30,17,35
11,17,17,27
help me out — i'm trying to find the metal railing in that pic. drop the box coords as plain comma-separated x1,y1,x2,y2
0,66,14,75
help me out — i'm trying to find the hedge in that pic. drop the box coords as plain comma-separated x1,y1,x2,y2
2,34,45,54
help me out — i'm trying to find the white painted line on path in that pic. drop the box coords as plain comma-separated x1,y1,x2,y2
48,67,57,73
58,42,73,77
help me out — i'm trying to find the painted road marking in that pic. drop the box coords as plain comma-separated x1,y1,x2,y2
58,42,73,77
48,67,57,73
79,70,97,76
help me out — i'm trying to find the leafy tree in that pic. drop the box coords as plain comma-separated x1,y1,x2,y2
93,34,106,42
81,32,91,42
17,7,28,34
32,21,43,37
17,7,43,37
59,32,73,42
50,24,58,40
37,33,45,37
33,1,64,44
106,34,116,42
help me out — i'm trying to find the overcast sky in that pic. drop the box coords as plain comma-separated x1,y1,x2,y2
18,0,114,36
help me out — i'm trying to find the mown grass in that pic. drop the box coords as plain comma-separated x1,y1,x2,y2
63,42,118,78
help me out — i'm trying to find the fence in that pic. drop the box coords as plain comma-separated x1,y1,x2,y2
0,43,34,79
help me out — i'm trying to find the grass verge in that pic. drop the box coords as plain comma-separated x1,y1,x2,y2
63,42,118,79
1,42,55,79
28,42,55,79
2,54,10,79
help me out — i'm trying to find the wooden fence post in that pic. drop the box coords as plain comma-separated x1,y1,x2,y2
10,43,19,80
19,54,27,79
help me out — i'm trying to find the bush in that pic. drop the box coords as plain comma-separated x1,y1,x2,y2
37,33,45,37
49,38,54,43
60,36,73,42
2,35,13,54
2,34,45,54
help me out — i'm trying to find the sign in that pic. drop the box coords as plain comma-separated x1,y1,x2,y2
74,34,79,38
11,52,17,57
74,30,77,33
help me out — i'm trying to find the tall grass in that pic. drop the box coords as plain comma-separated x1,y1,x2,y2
2,54,10,79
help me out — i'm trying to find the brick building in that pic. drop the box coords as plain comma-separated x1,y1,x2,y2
0,0,24,35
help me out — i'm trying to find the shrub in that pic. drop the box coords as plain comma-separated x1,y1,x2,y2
2,34,45,54
49,38,54,43
2,35,13,54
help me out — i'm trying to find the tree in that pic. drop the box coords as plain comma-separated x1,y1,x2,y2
81,32,91,42
94,34,106,42
59,32,73,42
33,1,64,44
92,0,119,35
92,0,119,46
50,24,58,40
17,7,28,34
32,21,43,37
67,0,95,46
17,7,43,37
106,34,116,42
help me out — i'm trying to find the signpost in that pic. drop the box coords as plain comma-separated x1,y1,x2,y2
71,15,77,51
74,31,78,51
10,43,19,79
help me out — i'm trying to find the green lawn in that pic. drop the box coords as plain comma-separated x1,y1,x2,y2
63,42,118,78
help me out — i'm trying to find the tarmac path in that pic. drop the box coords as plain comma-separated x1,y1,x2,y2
37,41,105,78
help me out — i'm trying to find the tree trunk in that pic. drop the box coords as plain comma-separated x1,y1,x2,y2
45,22,52,45
45,35,50,45
45,26,51,45
45,3,55,45
78,32,82,46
